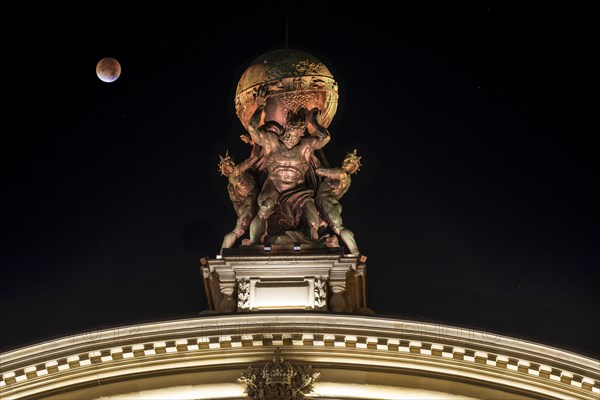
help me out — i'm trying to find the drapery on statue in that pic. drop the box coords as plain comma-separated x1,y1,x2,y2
246,104,331,244
218,142,260,254
315,149,362,255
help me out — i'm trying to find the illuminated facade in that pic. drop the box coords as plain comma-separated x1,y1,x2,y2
1,313,598,399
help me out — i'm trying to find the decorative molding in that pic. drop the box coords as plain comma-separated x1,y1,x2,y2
201,250,366,313
1,314,598,399
238,278,251,311
314,278,327,310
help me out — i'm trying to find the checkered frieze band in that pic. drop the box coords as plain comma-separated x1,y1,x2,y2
2,332,598,395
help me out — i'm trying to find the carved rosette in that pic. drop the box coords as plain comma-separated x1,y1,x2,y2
239,348,320,400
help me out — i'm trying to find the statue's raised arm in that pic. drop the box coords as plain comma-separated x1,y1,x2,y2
305,107,330,150
315,167,345,181
247,105,267,147
247,104,285,155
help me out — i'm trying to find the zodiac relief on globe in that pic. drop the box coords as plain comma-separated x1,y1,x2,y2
220,49,361,256
234,49,339,133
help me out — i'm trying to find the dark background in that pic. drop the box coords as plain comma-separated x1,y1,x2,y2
2,2,598,358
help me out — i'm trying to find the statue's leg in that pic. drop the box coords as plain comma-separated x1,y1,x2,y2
220,232,238,253
221,197,258,253
302,199,320,240
250,182,278,244
323,198,343,235
339,228,359,255
322,198,358,254
249,216,264,244
235,196,256,235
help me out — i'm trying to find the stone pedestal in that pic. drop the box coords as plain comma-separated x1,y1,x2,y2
200,245,370,313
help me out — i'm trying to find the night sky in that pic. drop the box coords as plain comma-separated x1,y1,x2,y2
3,2,598,358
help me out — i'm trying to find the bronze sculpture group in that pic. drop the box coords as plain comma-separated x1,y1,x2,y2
218,49,362,256
219,105,361,255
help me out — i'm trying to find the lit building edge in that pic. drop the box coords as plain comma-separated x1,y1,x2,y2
1,313,598,399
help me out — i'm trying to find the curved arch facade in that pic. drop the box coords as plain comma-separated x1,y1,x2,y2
1,313,598,399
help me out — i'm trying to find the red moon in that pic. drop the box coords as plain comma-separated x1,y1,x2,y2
96,57,121,83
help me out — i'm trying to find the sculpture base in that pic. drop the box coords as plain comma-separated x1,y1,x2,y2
200,246,370,313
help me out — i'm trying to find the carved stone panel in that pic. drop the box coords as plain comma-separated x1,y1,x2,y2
201,248,370,314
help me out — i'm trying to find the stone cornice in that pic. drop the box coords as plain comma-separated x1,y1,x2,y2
1,313,598,399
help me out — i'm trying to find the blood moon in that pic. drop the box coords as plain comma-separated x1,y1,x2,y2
96,57,121,83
